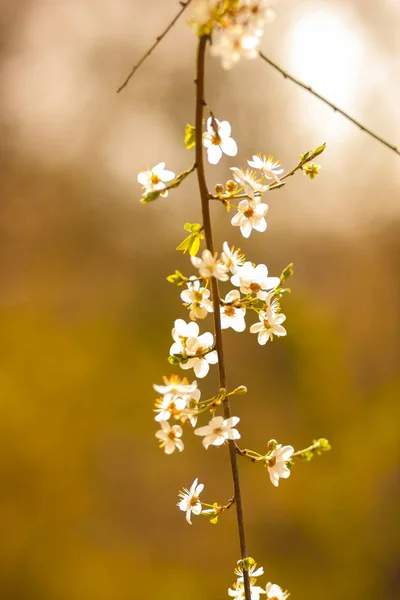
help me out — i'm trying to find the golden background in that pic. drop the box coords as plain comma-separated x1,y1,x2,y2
0,1,399,599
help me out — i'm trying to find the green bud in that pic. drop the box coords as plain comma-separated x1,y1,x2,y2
317,438,331,453
140,190,160,204
231,385,247,395
267,439,278,451
238,557,256,571
166,270,186,286
300,151,310,162
280,263,294,282
168,355,179,365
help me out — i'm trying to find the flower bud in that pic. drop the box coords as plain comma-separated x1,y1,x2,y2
214,183,224,195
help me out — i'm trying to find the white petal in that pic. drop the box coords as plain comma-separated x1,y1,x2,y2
253,217,267,233
207,145,222,165
218,120,231,138
152,162,166,174
240,220,253,238
221,137,238,157
205,350,218,364
194,358,209,378
160,169,175,182
258,330,269,345
226,416,240,428
137,172,149,185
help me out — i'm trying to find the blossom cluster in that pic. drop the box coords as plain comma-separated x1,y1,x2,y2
228,560,289,600
189,0,277,69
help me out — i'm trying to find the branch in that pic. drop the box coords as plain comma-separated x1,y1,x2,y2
259,52,400,157
116,0,193,93
195,36,252,600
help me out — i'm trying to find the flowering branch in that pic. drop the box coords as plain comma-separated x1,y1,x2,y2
137,4,333,599
195,35,252,600
116,0,194,93
259,51,400,157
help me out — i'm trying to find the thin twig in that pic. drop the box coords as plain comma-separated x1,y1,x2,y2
117,0,193,93
259,52,400,157
195,36,252,600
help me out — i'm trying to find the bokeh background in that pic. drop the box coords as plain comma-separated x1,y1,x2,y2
1,0,399,599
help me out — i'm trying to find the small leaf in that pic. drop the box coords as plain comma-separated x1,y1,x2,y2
189,236,200,256
176,235,193,253
184,124,196,150
311,142,326,159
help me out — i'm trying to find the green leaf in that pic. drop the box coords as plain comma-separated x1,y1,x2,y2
311,142,326,159
184,124,196,150
210,514,219,524
189,236,200,256
176,235,193,253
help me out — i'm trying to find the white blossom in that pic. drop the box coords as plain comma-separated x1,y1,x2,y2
235,563,265,581
153,375,201,424
191,249,229,281
180,277,213,320
195,415,240,449
177,477,204,524
220,290,246,332
249,301,287,345
137,162,175,197
188,0,217,29
267,444,294,487
210,24,261,70
231,167,269,199
231,262,280,298
202,117,237,165
231,197,269,238
265,582,290,600
228,580,266,600
170,319,218,378
221,241,246,274
155,421,184,454
248,154,284,183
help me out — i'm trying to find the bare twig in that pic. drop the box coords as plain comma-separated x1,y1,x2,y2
117,0,193,93
259,52,400,157
195,36,252,600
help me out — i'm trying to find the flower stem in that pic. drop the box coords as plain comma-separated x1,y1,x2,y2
195,35,252,600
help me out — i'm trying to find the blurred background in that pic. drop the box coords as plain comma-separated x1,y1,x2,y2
0,0,399,599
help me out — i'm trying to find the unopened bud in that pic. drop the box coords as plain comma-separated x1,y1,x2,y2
215,183,224,195
225,179,238,193
267,439,278,451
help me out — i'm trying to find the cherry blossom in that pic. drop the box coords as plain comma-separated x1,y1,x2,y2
191,249,229,281
265,582,290,600
177,477,204,524
195,415,240,449
181,277,213,320
267,444,294,487
231,262,280,298
231,197,269,238
249,301,287,345
137,162,175,197
202,117,237,164
153,375,201,423
231,167,269,199
221,241,246,274
170,319,218,378
248,154,284,182
155,421,184,454
220,290,246,332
